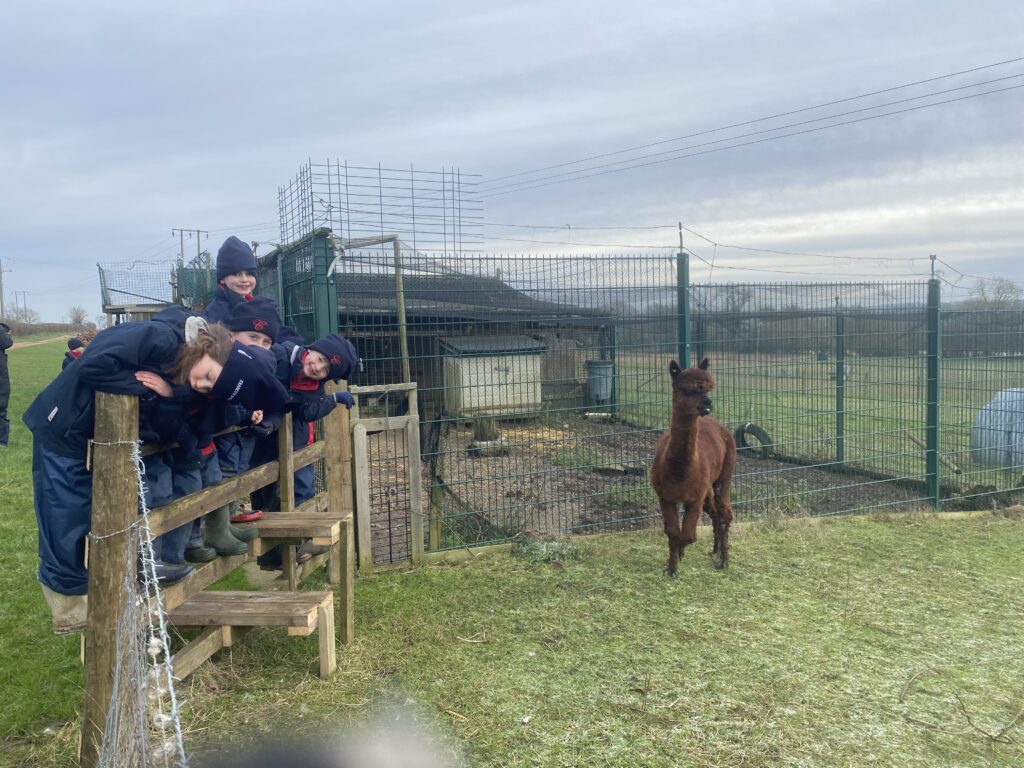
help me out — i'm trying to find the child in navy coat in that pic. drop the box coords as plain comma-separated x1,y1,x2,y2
62,337,85,369
252,332,359,569
23,313,287,634
183,297,287,560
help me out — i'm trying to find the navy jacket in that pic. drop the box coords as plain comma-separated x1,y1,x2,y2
204,285,248,326
0,323,11,392
205,285,304,345
61,350,82,370
23,311,192,459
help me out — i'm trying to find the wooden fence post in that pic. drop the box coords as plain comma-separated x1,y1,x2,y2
278,411,295,514
324,382,354,643
80,393,138,768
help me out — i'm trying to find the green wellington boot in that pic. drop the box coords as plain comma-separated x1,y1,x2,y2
203,505,250,556
228,524,259,543
227,500,260,542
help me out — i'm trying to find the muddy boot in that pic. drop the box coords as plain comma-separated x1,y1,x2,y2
229,524,259,543
223,499,260,542
41,583,87,635
185,544,218,563
203,505,250,556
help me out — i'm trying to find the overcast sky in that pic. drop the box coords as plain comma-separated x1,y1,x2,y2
1,1,1022,322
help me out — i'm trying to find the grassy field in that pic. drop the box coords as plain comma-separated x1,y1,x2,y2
616,352,1024,500
4,341,1024,767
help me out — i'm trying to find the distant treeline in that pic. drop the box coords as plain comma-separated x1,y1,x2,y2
611,305,1024,358
1,321,90,337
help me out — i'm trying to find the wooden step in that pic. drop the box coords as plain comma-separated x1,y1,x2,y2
170,590,336,678
251,514,340,549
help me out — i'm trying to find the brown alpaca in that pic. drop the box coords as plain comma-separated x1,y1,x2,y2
650,358,736,574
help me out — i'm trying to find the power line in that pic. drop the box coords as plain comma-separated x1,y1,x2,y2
684,245,926,280
483,81,1024,197
479,234,675,249
679,224,927,263
481,56,1024,186
484,222,678,231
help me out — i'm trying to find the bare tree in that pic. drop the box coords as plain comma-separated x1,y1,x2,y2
67,305,89,326
8,305,40,324
965,277,1022,309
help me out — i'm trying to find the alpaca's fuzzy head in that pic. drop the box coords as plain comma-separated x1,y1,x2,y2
669,358,715,416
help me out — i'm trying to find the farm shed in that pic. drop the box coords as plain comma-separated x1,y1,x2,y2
440,336,547,417
331,266,614,413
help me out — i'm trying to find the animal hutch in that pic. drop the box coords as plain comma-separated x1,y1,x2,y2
440,335,546,418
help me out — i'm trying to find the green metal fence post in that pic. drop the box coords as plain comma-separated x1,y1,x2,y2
926,278,942,509
835,310,846,467
312,229,340,338
609,323,618,414
677,250,691,368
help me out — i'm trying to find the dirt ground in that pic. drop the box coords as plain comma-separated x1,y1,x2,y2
362,415,929,564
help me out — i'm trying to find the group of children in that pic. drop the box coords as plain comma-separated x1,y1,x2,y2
25,235,359,634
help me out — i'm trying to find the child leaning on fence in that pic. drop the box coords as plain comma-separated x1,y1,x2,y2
251,332,359,570
176,297,289,562
22,313,288,635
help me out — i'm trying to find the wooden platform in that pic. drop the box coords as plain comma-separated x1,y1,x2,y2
251,513,340,549
170,590,336,678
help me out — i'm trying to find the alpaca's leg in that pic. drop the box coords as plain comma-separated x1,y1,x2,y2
704,495,720,556
679,501,702,559
659,498,681,577
715,483,735,570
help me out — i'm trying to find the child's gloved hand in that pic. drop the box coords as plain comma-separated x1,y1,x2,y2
333,391,355,409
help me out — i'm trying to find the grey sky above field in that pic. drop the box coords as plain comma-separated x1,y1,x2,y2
1,0,1022,321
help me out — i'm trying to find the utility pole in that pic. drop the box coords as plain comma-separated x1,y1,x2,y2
14,290,28,321
171,229,208,268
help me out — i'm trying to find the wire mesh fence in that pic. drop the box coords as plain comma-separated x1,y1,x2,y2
108,235,1024,567
322,248,1024,565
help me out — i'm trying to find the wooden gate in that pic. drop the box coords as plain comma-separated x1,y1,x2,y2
349,383,424,573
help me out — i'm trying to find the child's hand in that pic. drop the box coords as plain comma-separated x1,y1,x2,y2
333,391,355,409
135,371,172,397
251,410,264,425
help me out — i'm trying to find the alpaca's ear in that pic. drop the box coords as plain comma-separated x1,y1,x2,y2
698,357,710,370
669,360,681,378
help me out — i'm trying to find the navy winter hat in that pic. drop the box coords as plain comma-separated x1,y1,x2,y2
68,338,83,350
228,296,281,343
210,342,289,413
308,333,359,381
216,236,258,281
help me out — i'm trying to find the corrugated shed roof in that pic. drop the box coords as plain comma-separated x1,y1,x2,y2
335,273,609,323
439,336,547,355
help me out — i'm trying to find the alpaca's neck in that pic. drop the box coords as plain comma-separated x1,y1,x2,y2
666,413,700,465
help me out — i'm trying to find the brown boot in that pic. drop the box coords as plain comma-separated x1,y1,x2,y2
41,583,87,635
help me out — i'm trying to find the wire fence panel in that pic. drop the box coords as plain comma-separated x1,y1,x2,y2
248,237,1024,562
691,282,936,519
336,251,676,554
942,307,1024,504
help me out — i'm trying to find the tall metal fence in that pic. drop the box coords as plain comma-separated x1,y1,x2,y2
253,242,1023,565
